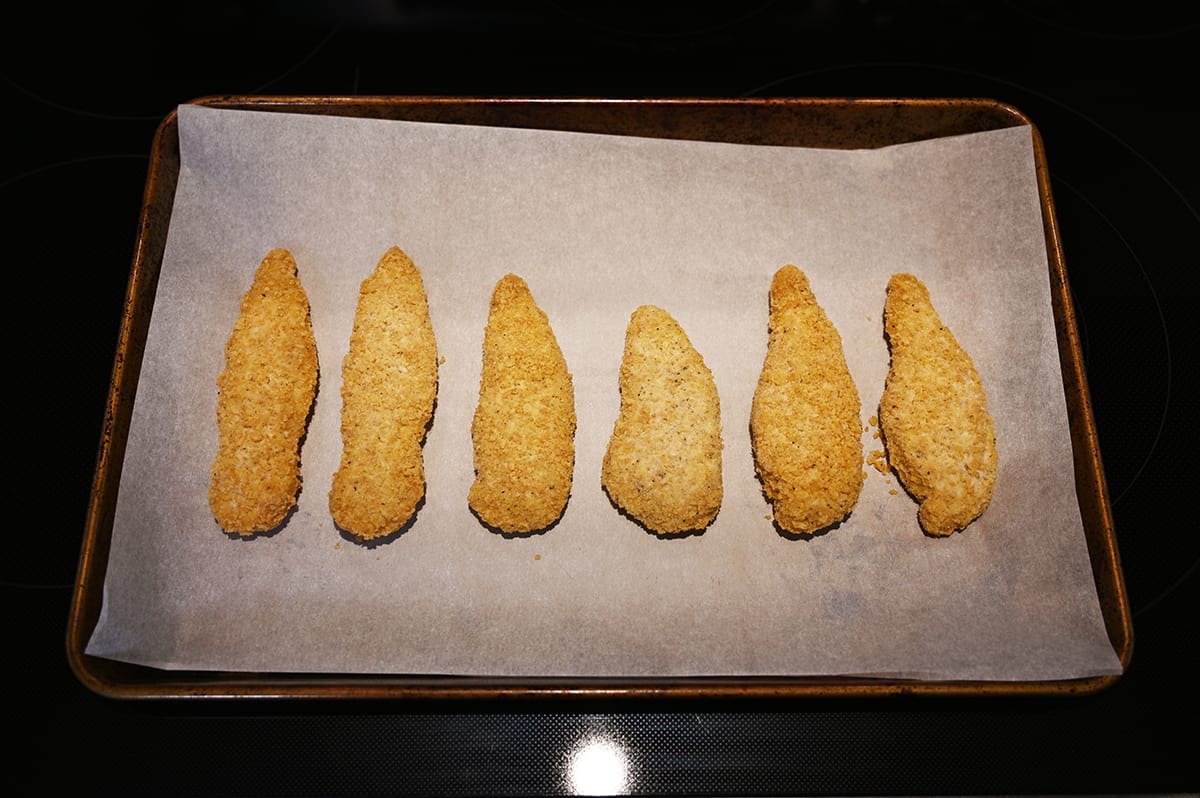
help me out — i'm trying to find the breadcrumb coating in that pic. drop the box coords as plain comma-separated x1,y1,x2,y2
209,248,319,535
750,265,864,535
601,305,723,535
329,246,439,540
878,273,999,536
468,274,576,533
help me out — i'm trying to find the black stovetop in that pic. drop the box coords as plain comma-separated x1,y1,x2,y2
4,2,1196,795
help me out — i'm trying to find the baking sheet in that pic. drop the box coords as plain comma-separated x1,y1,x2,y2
84,103,1123,681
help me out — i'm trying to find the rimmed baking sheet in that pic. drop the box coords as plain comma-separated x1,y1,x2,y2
68,97,1131,699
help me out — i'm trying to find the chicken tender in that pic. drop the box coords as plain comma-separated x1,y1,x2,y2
601,305,723,535
468,274,576,534
751,265,865,535
878,273,999,536
329,246,439,541
209,248,319,535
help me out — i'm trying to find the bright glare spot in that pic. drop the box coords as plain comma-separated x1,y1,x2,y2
566,735,629,795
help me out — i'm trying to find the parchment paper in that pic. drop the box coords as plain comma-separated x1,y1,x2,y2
85,104,1123,680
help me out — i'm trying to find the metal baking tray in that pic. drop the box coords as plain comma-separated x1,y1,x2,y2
67,96,1132,700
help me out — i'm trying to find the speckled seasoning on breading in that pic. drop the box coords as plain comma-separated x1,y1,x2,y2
750,265,864,535
209,248,319,536
601,305,723,536
878,272,999,536
468,274,576,534
329,246,439,541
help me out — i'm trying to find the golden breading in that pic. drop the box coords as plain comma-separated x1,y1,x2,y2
878,273,999,536
209,248,319,535
601,305,723,535
750,265,865,535
329,246,439,541
468,274,576,534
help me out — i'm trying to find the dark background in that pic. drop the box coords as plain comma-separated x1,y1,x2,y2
3,2,1196,795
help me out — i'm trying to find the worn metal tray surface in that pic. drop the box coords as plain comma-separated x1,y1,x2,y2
67,96,1132,700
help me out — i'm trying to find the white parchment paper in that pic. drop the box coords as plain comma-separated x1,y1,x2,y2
85,104,1122,680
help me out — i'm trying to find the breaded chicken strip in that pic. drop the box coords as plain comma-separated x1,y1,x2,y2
468,274,576,534
209,248,319,535
878,273,999,536
329,246,438,541
601,305,723,535
751,265,864,535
